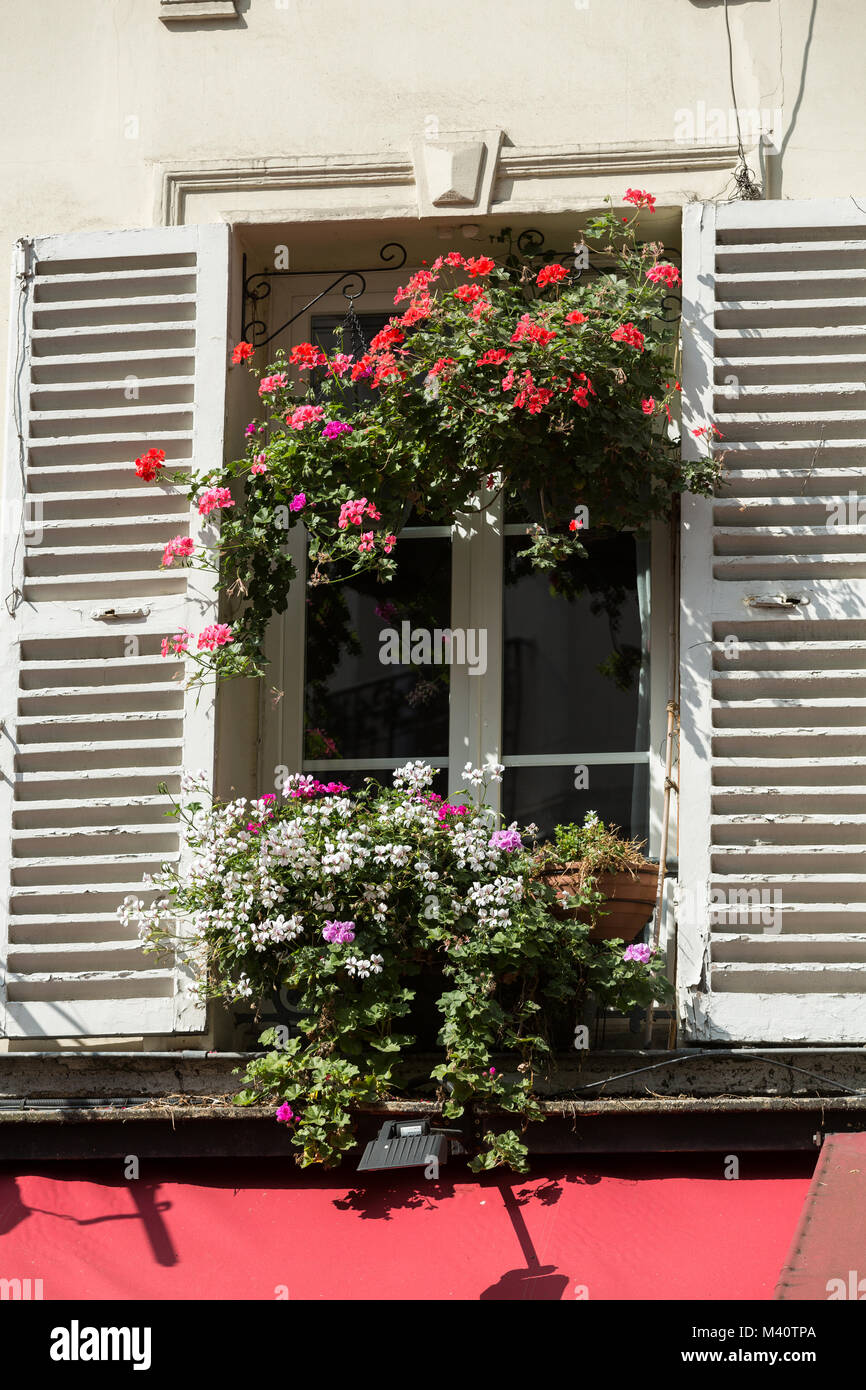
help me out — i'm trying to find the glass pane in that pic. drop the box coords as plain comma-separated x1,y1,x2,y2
503,532,649,755
502,762,650,845
304,537,451,761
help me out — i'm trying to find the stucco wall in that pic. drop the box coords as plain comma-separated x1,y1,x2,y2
0,0,857,242
0,0,861,799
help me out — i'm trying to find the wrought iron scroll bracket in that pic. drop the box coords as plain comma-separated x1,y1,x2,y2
493,226,682,323
241,242,408,350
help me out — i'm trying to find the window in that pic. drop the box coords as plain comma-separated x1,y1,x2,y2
260,287,668,850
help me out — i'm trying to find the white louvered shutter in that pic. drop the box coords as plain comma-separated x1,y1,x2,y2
0,224,229,1037
679,198,866,1043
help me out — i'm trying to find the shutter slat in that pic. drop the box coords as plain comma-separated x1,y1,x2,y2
679,199,866,1042
0,223,228,1039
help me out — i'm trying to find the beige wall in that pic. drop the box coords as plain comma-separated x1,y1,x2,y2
2,0,863,801
0,0,860,236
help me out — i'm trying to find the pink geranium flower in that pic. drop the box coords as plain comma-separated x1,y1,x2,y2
160,628,191,658
198,487,235,517
196,623,234,651
258,373,288,395
161,535,195,568
287,405,325,431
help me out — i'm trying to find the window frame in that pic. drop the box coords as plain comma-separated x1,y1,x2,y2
257,275,673,856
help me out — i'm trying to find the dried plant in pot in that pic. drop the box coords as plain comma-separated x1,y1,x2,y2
535,813,657,943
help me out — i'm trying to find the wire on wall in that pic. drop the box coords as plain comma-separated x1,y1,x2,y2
723,0,763,200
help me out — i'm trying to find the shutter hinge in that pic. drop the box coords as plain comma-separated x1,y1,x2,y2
14,237,34,289
90,606,151,621
744,594,809,610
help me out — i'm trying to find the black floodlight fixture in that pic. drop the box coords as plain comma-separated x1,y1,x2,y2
356,1118,464,1173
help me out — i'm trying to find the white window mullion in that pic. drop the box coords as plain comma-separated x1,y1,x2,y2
259,522,306,793
449,494,504,814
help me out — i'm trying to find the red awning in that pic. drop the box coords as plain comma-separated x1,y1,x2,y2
0,1155,812,1300
777,1132,866,1300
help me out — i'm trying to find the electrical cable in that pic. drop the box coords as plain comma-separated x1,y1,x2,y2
723,0,763,200
565,1049,866,1097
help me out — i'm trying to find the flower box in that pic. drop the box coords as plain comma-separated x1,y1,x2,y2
537,863,658,942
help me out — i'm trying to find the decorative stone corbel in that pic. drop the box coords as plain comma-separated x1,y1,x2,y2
411,130,504,218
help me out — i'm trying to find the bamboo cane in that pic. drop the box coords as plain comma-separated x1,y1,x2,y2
642,698,678,1048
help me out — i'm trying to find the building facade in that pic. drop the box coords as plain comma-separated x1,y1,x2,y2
1,0,864,1066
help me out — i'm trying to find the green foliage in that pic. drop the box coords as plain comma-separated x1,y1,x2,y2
542,810,653,878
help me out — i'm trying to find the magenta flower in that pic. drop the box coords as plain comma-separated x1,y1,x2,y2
338,497,368,529
624,943,652,964
489,828,523,853
289,493,306,512
322,920,356,944
276,1102,294,1124
322,420,354,440
287,776,348,800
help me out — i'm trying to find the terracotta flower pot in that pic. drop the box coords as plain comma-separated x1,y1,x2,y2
537,862,658,943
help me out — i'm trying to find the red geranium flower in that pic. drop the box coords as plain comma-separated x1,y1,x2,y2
350,354,374,382
398,295,432,326
478,349,512,366
394,269,436,303
623,188,656,212
511,314,557,347
611,322,645,352
645,263,681,288
536,264,570,290
289,342,327,369
428,357,457,378
512,369,553,415
564,311,587,326
134,447,166,481
231,341,254,365
370,324,405,352
465,255,496,277
371,352,404,388
455,283,484,304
